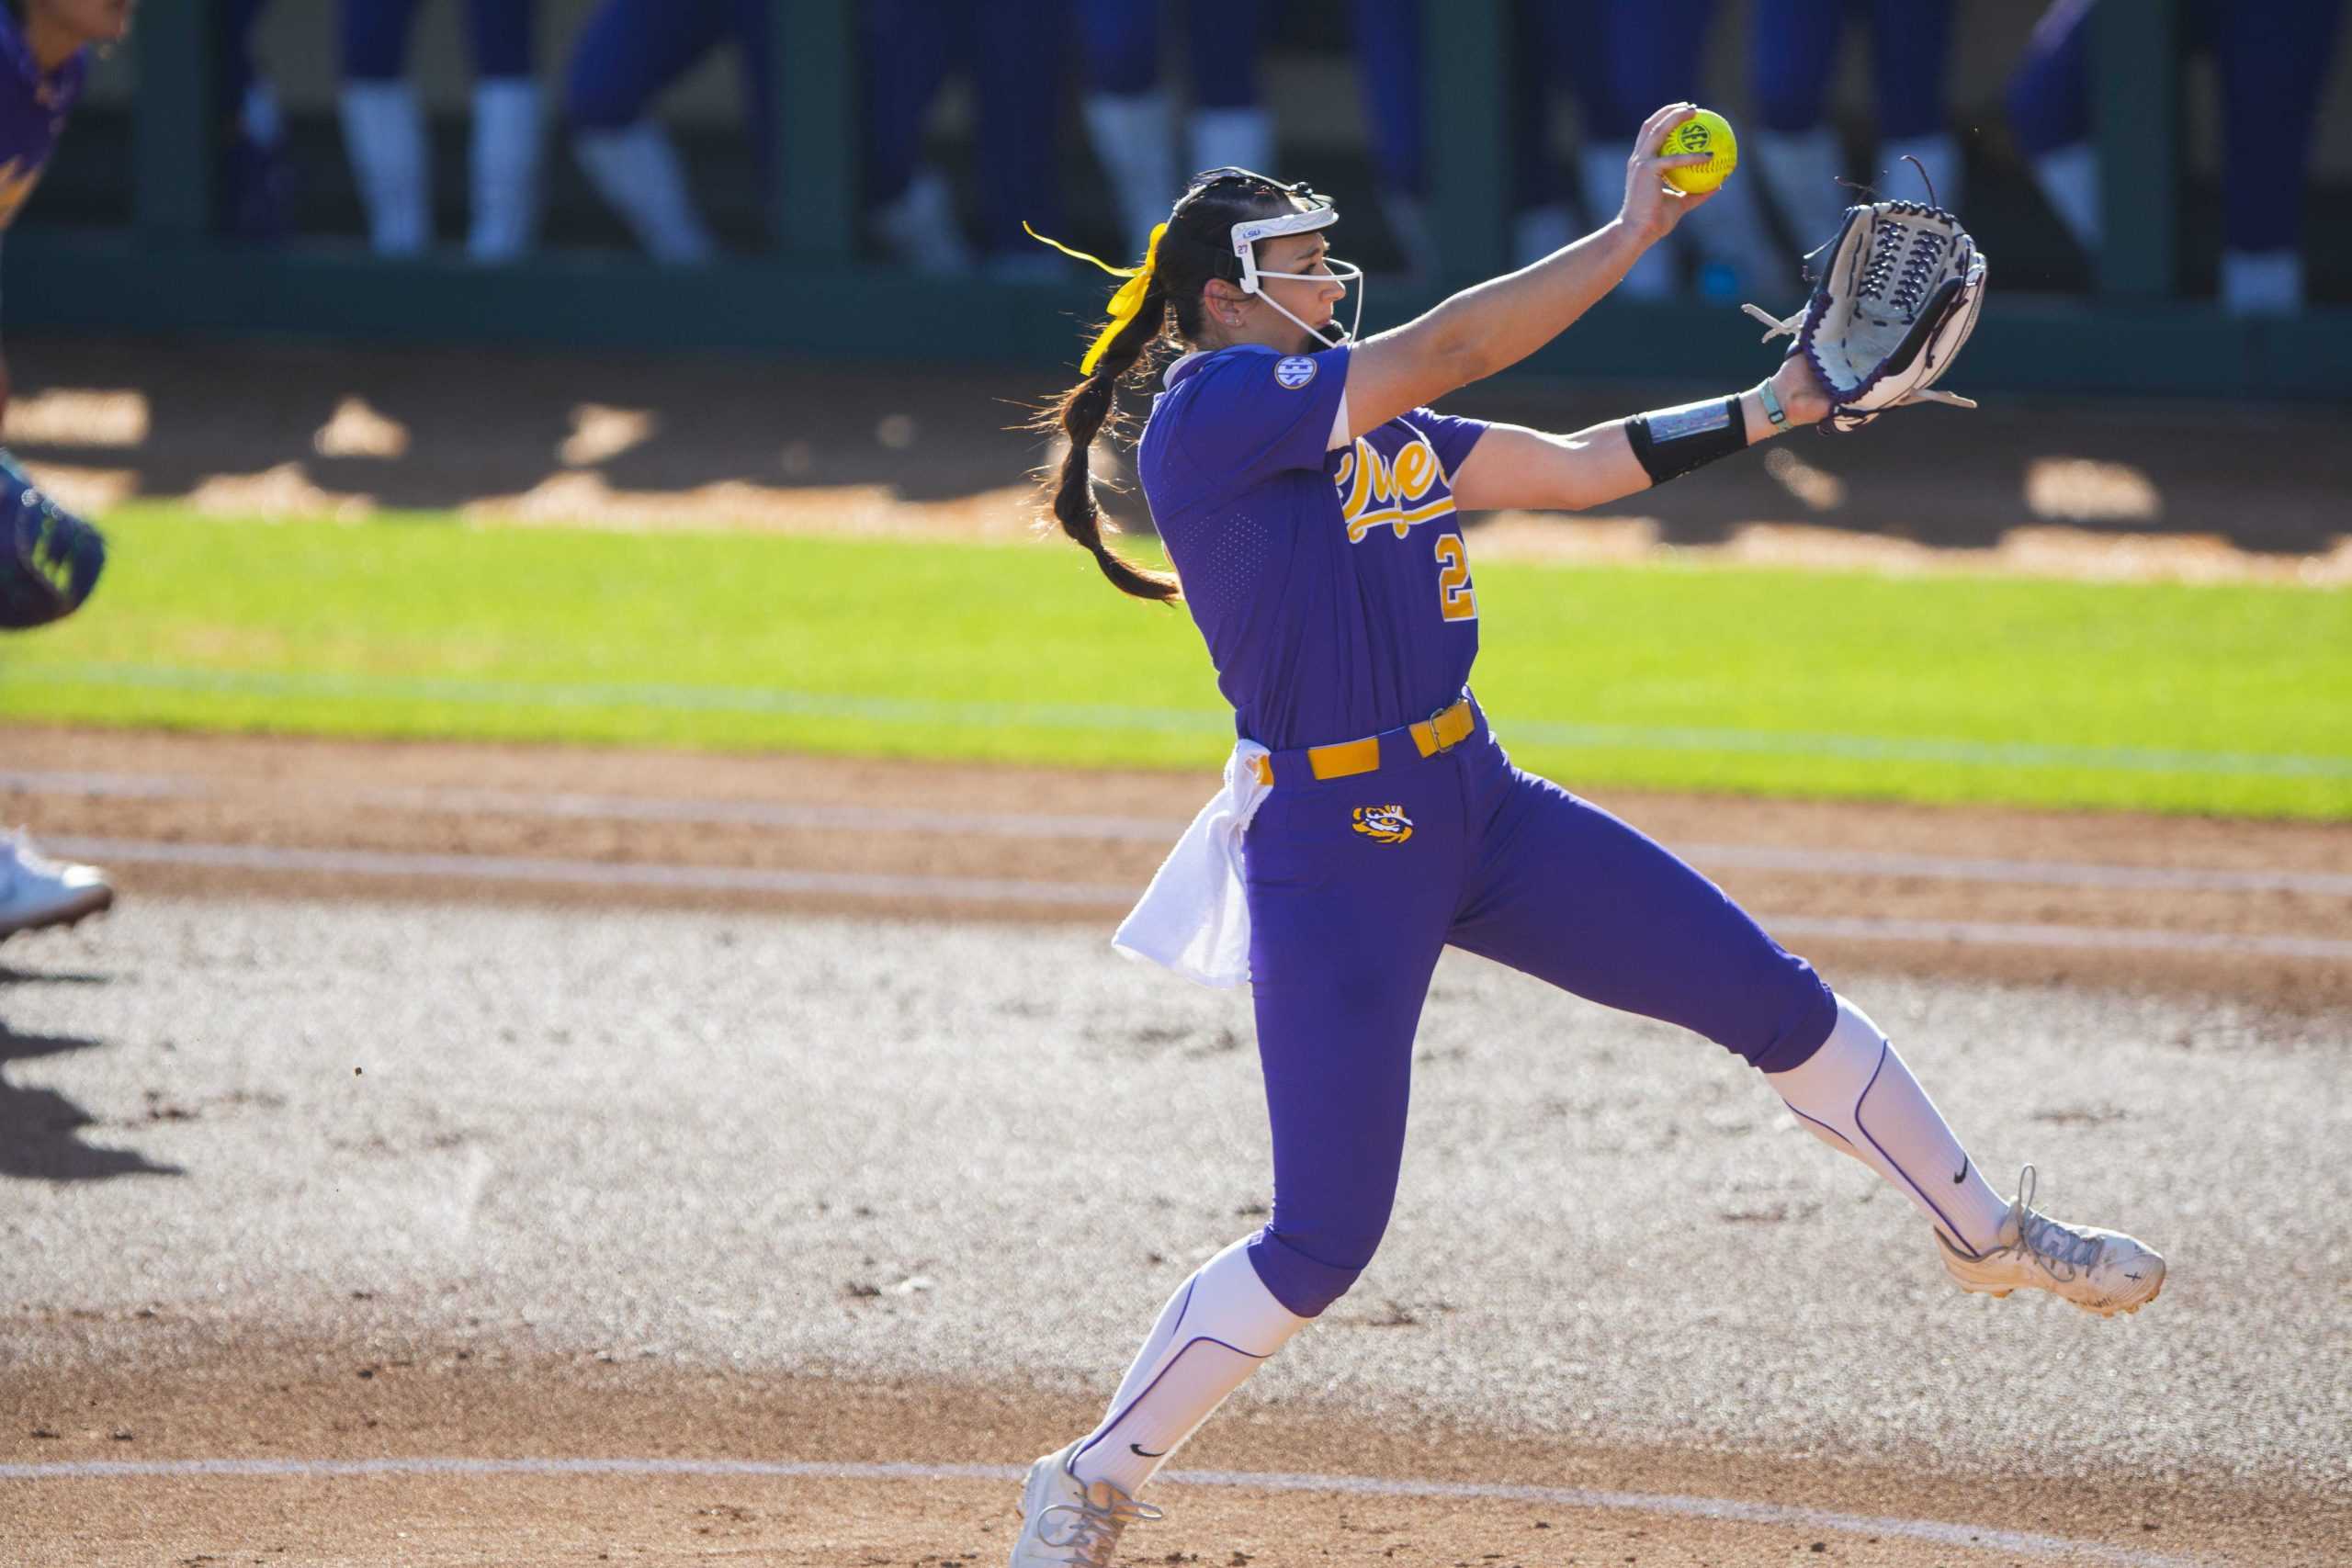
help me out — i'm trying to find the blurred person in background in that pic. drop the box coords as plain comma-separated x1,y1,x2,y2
1354,0,1781,299
218,0,294,243
2007,0,2346,314
1748,0,1963,256
864,0,1069,278
562,0,766,266
1351,0,1618,277
339,0,542,261
1556,0,1780,299
0,0,132,942
1080,0,1275,261
1349,0,1446,278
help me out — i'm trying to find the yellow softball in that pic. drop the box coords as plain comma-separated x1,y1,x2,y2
1658,108,1737,195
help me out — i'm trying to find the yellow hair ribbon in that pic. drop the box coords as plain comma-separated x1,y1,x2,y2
1026,220,1170,376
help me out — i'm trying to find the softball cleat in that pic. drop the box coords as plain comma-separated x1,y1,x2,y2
0,829,114,942
1936,1165,2165,1318
1006,1440,1162,1567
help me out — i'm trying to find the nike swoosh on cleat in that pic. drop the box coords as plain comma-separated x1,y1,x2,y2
1952,1157,1969,1185
1129,1443,1166,1458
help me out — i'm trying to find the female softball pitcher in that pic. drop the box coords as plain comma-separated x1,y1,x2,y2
1006,103,2165,1566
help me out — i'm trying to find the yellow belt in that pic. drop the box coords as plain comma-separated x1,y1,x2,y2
1252,697,1475,786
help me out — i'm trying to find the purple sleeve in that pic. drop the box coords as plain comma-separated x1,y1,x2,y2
1173,346,1351,492
1401,405,1491,479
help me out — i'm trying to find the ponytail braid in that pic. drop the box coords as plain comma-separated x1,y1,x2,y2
1028,175,1308,603
1035,277,1182,604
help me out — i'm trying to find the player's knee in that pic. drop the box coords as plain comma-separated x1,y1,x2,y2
1729,954,1839,1076
1248,1223,1385,1318
563,21,659,132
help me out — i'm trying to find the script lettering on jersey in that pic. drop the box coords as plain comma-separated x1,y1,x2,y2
1333,429,1455,544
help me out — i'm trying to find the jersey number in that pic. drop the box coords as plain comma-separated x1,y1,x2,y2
1435,533,1478,622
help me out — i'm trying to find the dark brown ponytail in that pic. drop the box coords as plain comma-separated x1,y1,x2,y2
1031,167,1320,603
1035,281,1182,604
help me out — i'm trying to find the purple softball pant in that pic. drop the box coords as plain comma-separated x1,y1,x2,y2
1239,701,1837,1317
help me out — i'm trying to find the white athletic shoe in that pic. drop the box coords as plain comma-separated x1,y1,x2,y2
0,829,114,941
1938,1165,2165,1318
1006,1441,1162,1567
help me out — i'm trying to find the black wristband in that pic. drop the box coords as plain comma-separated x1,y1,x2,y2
1624,396,1747,485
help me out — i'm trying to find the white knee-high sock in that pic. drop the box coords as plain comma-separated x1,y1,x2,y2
1067,1236,1307,1497
1880,130,1963,213
1578,145,1679,298
1378,188,1440,283
1512,203,1574,268
572,121,716,265
1189,106,1273,185
2030,142,2102,254
2220,249,2303,315
1081,90,1180,260
339,80,430,255
469,77,543,262
1754,126,1848,248
1767,995,2011,1255
872,165,974,276
1679,161,1781,292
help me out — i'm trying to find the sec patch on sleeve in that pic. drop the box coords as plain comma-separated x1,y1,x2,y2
1273,355,1318,389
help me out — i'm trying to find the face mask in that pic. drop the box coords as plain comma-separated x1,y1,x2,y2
1228,200,1366,350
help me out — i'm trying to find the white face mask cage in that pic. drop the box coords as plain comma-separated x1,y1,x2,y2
1230,204,1365,350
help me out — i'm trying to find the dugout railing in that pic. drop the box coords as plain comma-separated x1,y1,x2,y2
5,0,2346,400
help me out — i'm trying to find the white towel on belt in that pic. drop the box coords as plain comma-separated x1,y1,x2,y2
1112,739,1272,988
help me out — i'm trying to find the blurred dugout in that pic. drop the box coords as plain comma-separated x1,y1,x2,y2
338,0,543,261
23,0,2352,310
2008,0,2346,315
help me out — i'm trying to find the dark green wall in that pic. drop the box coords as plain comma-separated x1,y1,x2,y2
8,0,2348,400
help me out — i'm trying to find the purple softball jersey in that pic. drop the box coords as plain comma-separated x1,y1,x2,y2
1136,341,1837,1319
1140,344,1488,752
0,9,85,235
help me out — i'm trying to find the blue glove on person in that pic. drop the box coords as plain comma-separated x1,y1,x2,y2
0,450,105,629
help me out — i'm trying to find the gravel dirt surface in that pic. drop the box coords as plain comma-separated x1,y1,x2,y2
3,732,2349,1566
3,338,2348,1562
8,725,2352,1012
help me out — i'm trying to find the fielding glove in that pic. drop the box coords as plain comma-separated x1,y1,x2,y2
1743,198,1986,434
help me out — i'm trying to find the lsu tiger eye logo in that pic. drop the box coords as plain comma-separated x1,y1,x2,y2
1351,804,1414,845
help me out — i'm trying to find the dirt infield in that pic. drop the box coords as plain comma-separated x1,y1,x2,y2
4,337,2349,1563
9,724,2351,1013
6,1348,2329,1567
5,727,2350,1565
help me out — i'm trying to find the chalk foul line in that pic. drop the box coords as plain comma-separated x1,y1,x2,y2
0,1454,2203,1565
38,835,2352,962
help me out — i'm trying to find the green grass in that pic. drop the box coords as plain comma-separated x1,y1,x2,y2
4,504,2347,818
